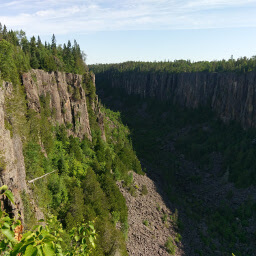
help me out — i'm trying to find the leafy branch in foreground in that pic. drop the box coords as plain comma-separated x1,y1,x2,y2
0,186,96,255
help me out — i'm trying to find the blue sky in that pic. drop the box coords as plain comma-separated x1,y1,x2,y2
0,0,256,64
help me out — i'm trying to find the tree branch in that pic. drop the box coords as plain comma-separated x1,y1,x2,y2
27,170,56,184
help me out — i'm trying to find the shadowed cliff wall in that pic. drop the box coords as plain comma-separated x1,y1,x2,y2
95,71,256,128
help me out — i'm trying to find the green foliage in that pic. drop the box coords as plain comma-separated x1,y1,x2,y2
162,213,168,224
165,237,176,255
20,191,36,230
174,233,182,243
20,101,135,254
90,57,256,75
0,24,145,254
4,83,28,138
128,186,137,197
0,153,6,171
67,221,96,256
143,220,149,226
0,39,29,84
0,24,88,85
0,187,96,256
141,184,148,195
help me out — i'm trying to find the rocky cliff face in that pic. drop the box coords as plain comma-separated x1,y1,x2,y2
97,71,256,128
0,82,30,222
0,69,104,222
22,70,92,140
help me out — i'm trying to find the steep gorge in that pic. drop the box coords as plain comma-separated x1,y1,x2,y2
93,68,256,256
95,70,256,129
1,66,152,255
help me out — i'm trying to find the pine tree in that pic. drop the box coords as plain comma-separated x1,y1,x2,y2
30,36,39,69
51,34,57,56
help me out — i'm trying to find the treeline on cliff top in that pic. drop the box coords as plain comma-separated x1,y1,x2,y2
90,56,256,74
0,23,87,84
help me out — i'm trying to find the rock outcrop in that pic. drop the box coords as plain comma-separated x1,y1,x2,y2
96,71,256,129
22,70,92,140
0,82,28,221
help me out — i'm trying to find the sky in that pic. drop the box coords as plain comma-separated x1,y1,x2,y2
0,0,256,64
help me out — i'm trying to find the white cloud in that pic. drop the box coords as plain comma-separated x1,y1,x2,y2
0,0,256,35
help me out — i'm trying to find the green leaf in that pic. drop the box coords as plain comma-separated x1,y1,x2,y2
88,224,94,230
3,222,10,229
4,189,15,204
2,216,11,222
1,227,15,242
0,185,8,191
21,231,33,240
42,234,55,243
0,240,7,252
43,242,55,256
37,247,43,256
24,245,37,256
74,235,79,242
11,242,24,255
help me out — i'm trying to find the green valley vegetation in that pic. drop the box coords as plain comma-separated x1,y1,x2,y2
0,24,142,255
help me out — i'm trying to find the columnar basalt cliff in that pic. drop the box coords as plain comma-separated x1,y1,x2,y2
96,71,256,128
22,70,92,140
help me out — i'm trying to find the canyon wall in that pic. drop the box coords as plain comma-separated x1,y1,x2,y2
0,69,104,221
22,70,92,140
0,81,28,221
96,71,256,128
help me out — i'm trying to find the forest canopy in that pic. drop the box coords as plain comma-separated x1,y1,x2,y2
0,23,87,83
90,56,256,74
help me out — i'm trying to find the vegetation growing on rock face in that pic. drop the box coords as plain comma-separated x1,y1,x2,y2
0,24,142,255
165,237,176,255
19,98,139,255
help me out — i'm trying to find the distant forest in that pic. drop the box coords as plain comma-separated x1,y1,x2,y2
90,56,256,74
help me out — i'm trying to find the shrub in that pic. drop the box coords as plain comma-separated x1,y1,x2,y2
141,184,148,195
175,233,182,243
165,237,176,255
129,186,137,197
162,213,168,224
143,220,149,226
